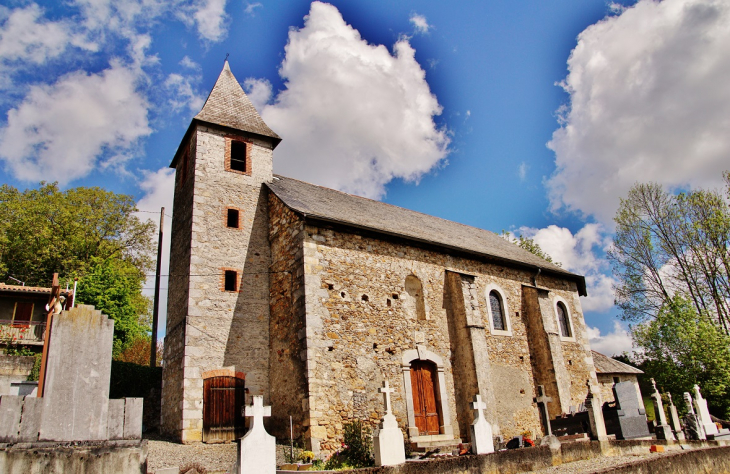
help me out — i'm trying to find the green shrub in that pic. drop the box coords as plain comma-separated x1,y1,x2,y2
27,353,42,381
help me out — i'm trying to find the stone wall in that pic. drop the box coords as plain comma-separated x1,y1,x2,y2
288,221,595,454
0,355,34,396
162,123,275,443
597,374,643,408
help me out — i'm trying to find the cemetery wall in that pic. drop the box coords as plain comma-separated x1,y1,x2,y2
295,222,594,452
0,356,34,396
268,193,309,440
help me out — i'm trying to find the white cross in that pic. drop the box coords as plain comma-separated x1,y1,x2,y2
245,395,271,430
651,378,658,393
379,380,395,415
667,392,674,406
471,394,487,420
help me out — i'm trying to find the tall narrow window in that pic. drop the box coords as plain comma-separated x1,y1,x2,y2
489,290,505,331
557,302,571,337
230,141,247,172
224,270,238,292
227,209,240,228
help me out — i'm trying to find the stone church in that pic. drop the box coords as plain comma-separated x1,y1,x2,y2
161,62,600,453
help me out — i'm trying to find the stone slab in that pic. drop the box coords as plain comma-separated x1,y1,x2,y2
374,427,406,466
108,399,125,440
39,305,114,441
155,468,179,474
124,398,143,440
0,395,23,442
238,396,275,474
19,396,43,442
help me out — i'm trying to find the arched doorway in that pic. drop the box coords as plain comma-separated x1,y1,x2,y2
410,360,442,435
203,375,246,442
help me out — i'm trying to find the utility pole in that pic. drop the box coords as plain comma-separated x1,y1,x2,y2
150,207,164,367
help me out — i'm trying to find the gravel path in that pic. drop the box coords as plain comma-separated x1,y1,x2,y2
522,451,673,474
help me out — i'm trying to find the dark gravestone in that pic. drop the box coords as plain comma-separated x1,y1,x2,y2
602,382,650,440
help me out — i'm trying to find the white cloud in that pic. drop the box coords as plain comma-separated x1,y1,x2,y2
191,0,228,42
587,321,634,356
136,167,175,340
409,13,431,34
0,5,73,63
0,61,150,184
518,162,528,181
180,55,200,70
519,223,616,312
166,72,205,112
261,1,450,199
244,2,262,15
243,77,272,113
547,0,730,224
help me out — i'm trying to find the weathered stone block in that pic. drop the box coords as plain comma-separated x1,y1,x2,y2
18,396,43,442
0,395,23,442
107,399,125,440
124,398,143,440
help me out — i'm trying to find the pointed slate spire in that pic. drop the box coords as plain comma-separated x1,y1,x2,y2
194,61,280,141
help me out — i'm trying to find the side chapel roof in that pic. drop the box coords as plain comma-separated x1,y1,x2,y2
591,351,643,375
267,175,587,295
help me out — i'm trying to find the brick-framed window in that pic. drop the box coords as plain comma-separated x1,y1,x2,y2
221,268,240,292
224,137,252,175
224,207,242,229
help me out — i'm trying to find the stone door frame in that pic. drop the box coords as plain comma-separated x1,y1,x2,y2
401,345,453,439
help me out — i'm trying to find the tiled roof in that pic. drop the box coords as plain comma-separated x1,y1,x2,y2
592,351,643,375
194,61,280,141
267,175,587,294
0,284,71,296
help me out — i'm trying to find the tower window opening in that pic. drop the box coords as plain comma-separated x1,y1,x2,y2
230,140,247,172
224,270,238,292
227,209,240,228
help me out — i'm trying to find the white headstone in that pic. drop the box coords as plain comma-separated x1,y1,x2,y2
693,385,719,436
683,392,706,440
373,380,406,466
469,394,494,454
585,381,608,441
650,379,674,441
237,396,275,474
667,393,685,441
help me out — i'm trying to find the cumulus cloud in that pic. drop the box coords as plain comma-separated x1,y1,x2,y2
587,321,634,356
0,62,150,183
191,0,228,42
136,167,175,339
409,13,431,34
244,2,262,15
243,77,272,113
261,1,450,199
547,0,730,224
166,72,205,112
519,224,616,312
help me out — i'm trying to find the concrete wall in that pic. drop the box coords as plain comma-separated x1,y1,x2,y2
0,440,147,474
162,123,276,443
0,355,34,396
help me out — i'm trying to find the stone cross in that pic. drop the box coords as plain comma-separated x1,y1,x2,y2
534,385,553,436
238,396,275,474
470,394,494,454
585,380,608,441
379,380,395,416
650,379,674,440
692,384,718,436
683,392,705,441
667,393,685,441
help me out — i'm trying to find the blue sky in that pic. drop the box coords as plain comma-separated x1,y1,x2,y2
2,0,729,355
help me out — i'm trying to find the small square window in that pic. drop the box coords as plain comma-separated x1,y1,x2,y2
224,270,238,292
230,141,247,172
227,209,240,228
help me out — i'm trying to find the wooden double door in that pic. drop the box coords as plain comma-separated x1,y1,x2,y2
410,361,442,436
203,376,246,442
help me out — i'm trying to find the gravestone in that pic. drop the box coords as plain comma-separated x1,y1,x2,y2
666,393,685,441
534,385,552,436
469,394,494,454
608,381,650,439
683,392,705,440
39,305,114,441
584,381,608,441
373,380,406,466
237,396,275,474
650,379,675,441
692,385,718,436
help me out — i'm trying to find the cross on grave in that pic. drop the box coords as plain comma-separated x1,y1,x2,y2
470,394,494,455
245,396,272,431
379,380,395,416
471,394,487,419
534,385,553,436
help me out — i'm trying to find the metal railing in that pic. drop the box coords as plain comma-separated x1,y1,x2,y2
0,320,46,345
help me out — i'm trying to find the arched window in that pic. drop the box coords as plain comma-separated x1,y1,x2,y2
556,301,571,338
485,284,512,336
489,290,506,331
405,275,427,320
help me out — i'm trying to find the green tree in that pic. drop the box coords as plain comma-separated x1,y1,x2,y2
500,231,561,266
608,173,730,333
0,182,155,287
631,296,730,418
75,257,151,357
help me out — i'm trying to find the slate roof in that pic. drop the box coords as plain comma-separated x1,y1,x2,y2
194,61,280,141
592,351,643,375
267,175,587,294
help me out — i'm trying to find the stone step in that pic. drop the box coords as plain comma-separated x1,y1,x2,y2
409,438,464,453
